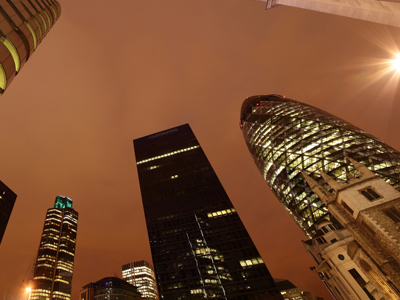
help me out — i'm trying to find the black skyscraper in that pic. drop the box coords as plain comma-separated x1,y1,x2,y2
134,124,282,300
0,180,16,245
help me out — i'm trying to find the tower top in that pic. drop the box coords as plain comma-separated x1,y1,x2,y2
54,196,73,209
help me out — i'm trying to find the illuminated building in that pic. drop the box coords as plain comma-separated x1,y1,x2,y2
122,260,159,300
274,279,318,300
239,94,400,237
0,180,16,245
134,124,283,300
258,0,400,28
302,157,400,297
80,277,143,300
303,219,384,300
0,0,61,95
31,196,78,300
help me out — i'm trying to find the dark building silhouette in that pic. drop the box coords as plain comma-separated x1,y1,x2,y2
0,0,61,95
80,277,143,300
31,196,78,300
239,94,400,237
0,180,16,245
134,124,282,300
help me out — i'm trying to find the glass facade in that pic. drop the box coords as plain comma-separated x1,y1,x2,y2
239,94,400,237
31,196,78,300
122,260,159,300
0,180,16,245
0,0,61,95
134,124,283,300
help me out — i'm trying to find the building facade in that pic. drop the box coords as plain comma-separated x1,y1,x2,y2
80,277,143,300
302,157,400,298
258,0,400,28
239,94,400,237
0,0,61,95
31,196,78,300
134,124,283,300
302,218,384,300
122,260,159,300
0,180,16,245
274,279,317,300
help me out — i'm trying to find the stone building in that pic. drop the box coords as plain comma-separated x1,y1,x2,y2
302,218,385,299
302,156,400,299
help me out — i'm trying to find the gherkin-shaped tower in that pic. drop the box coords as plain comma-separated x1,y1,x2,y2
240,95,400,237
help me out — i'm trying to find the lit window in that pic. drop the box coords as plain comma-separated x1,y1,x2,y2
37,13,48,33
25,22,37,49
0,37,20,72
0,63,5,91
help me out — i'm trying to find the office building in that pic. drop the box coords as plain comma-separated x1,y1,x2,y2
0,0,61,95
302,157,400,296
258,0,400,28
0,180,16,245
122,260,159,300
80,277,143,300
31,196,78,300
134,124,283,300
274,279,318,300
239,94,400,237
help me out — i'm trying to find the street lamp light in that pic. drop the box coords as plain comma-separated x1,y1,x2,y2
26,287,32,300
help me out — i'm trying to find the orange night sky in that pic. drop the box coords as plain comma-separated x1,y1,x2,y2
1,1,400,300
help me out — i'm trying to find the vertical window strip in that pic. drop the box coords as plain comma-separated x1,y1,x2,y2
0,36,20,72
0,62,6,91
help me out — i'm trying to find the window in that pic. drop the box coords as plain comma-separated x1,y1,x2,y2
349,268,366,286
0,37,20,72
362,222,375,236
359,188,381,201
0,63,6,91
341,201,354,214
316,237,326,244
384,207,400,223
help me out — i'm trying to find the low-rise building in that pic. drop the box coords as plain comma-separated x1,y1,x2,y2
80,277,143,300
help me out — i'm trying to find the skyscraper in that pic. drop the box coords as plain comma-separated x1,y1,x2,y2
239,94,400,237
31,196,78,300
0,180,16,245
259,0,400,28
0,0,61,95
122,260,159,300
134,124,283,300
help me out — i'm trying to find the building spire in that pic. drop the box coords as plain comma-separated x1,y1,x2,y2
301,171,334,205
344,155,375,179
319,170,345,192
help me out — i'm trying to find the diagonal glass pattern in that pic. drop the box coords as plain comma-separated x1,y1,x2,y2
240,95,400,237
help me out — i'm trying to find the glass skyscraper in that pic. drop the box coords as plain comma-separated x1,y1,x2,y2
0,180,16,245
122,260,159,300
0,0,61,95
240,94,400,237
31,196,78,300
134,124,282,300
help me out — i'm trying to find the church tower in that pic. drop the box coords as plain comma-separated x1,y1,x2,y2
302,155,400,298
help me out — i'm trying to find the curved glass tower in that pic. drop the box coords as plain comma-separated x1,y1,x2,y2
240,95,400,237
0,0,61,95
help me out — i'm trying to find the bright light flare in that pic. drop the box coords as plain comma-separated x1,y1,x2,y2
26,287,31,293
391,54,400,72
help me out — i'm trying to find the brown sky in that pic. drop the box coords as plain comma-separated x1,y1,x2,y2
1,1,400,299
